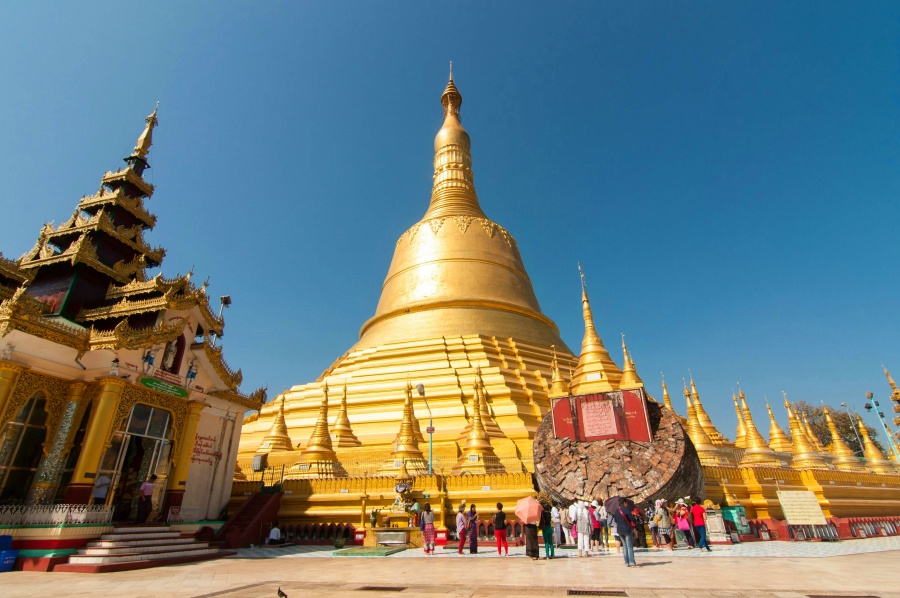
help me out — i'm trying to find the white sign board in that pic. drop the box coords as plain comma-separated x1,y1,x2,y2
777,490,827,526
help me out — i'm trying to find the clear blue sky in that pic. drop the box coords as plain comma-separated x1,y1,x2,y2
2,2,899,445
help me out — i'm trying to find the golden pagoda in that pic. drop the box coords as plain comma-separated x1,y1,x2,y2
689,374,729,445
823,405,864,472
289,384,348,477
733,391,748,449
331,384,361,447
684,380,720,465
548,345,571,398
569,265,622,395
766,400,793,453
381,383,428,475
257,396,295,453
618,334,644,391
784,396,828,469
454,379,500,474
736,389,780,467
240,69,578,470
801,412,827,453
660,375,685,424
857,414,894,474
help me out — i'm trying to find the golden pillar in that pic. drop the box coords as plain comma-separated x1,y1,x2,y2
0,360,26,422
66,377,127,504
29,382,89,504
164,400,206,511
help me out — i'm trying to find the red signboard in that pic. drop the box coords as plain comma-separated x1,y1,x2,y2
551,389,653,443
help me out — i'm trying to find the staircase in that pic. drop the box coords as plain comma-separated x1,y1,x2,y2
53,525,233,573
216,492,283,548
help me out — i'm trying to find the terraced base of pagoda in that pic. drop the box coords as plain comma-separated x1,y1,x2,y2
239,335,578,469
53,525,233,573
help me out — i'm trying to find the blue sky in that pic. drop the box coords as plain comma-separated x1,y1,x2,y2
2,2,899,445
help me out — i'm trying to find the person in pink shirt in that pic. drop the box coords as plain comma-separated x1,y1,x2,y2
136,474,157,523
689,499,711,552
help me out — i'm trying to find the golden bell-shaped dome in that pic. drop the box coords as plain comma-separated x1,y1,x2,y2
354,69,569,352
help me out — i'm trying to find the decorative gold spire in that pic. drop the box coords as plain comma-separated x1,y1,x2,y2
766,399,792,453
823,405,864,471
801,412,826,453
424,65,486,220
618,334,644,391
131,102,159,160
737,389,780,466
885,366,900,401
456,379,500,473
856,414,894,474
733,391,747,449
548,345,571,398
392,382,426,461
297,385,339,463
256,396,294,453
570,265,622,394
474,368,504,439
684,380,720,464
689,373,728,445
783,395,828,469
661,374,685,424
330,384,361,447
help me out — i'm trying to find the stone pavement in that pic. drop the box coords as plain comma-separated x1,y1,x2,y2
1,537,897,598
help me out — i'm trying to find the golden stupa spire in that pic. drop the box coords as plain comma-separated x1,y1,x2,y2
393,382,426,461
256,395,294,453
548,345,571,398
823,405,863,471
299,384,338,462
456,379,500,473
661,374,684,423
689,372,727,445
766,399,793,453
684,379,719,464
733,390,748,449
570,264,623,394
131,102,159,160
801,412,826,453
475,367,504,438
618,334,644,391
737,386,780,466
330,383,361,447
423,64,486,220
885,366,900,401
783,394,828,469
856,413,894,474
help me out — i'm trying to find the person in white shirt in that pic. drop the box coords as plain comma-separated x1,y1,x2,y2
92,474,111,505
551,505,562,547
268,522,282,545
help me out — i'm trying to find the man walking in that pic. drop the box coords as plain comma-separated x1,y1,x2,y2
136,474,157,523
690,498,712,552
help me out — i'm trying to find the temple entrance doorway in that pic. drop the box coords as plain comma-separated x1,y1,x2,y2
96,403,172,521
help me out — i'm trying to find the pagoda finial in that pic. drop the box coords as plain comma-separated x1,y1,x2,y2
683,379,718,464
688,373,726,445
619,333,644,390
298,384,338,462
733,391,747,449
457,380,498,472
783,394,828,469
548,344,571,398
570,264,622,394
131,102,159,160
885,365,900,400
766,398,792,453
737,388,780,466
256,394,294,453
330,382,361,447
823,405,863,471
425,64,484,219
856,414,894,474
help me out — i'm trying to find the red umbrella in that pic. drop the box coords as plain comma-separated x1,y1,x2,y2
515,496,543,524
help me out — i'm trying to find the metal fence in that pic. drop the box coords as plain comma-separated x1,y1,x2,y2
0,504,112,526
166,505,204,523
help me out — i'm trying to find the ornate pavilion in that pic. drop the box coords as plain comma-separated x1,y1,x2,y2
233,72,900,539
0,107,265,524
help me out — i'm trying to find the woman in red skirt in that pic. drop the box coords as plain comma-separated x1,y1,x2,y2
421,502,436,554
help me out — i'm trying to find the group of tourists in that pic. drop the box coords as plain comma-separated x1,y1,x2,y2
445,495,711,567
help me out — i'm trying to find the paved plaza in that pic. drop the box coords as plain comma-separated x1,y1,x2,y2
1,537,898,598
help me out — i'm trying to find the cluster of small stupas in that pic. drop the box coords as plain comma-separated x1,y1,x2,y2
234,69,900,527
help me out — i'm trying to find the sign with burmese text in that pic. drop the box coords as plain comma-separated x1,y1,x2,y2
776,491,827,526
551,389,653,443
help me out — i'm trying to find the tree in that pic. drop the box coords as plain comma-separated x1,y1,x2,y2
793,401,886,456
